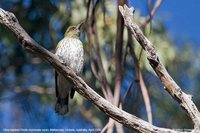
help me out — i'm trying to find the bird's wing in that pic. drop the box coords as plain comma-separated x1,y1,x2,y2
55,71,58,97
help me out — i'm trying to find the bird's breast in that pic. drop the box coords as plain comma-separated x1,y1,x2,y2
55,38,84,74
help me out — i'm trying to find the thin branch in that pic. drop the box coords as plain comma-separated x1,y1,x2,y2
107,119,115,133
128,31,152,124
121,80,134,104
86,2,113,101
86,0,91,21
119,5,200,130
148,0,153,12
113,0,126,107
150,0,163,18
111,0,127,132
141,0,163,28
139,70,152,124
100,122,109,133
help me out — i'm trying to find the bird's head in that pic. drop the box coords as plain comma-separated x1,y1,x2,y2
64,21,84,39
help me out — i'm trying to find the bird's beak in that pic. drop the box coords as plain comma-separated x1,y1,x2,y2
76,20,85,30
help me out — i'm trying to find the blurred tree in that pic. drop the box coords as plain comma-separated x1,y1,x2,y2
0,0,199,132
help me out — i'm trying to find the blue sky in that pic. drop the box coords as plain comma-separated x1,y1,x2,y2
130,0,200,47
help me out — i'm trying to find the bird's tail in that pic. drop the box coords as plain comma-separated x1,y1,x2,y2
55,95,69,115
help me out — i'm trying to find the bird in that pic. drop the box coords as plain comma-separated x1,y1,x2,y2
55,22,84,115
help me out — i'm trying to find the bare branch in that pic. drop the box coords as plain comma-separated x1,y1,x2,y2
85,2,113,101
141,0,163,27
0,7,195,133
128,31,152,124
113,0,126,107
119,5,200,130
139,70,152,124
112,0,127,132
100,122,109,133
121,80,134,103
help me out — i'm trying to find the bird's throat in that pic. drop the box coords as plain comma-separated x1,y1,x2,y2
64,32,80,39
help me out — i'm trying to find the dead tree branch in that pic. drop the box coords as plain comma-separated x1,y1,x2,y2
0,7,197,133
119,4,200,131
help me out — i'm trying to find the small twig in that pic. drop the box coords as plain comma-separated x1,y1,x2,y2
86,0,91,21
128,31,152,124
141,0,163,28
113,0,126,108
100,122,109,133
121,80,134,104
107,118,115,133
112,0,127,132
138,70,152,124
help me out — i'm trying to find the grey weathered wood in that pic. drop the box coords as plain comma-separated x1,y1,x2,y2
119,4,200,131
0,7,195,133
